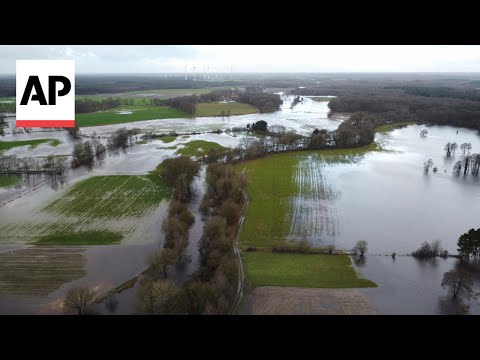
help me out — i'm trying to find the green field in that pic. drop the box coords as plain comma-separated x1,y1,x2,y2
158,136,177,143
194,102,257,117
176,140,228,157
45,175,170,219
35,230,122,245
0,175,20,188
0,175,171,244
374,121,417,133
234,144,381,248
0,139,57,153
75,106,187,126
243,252,376,288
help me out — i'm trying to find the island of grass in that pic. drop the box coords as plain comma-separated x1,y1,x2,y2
75,105,187,127
0,175,20,188
244,252,376,288
176,140,228,157
0,139,59,153
194,102,257,117
374,121,417,133
158,136,177,143
310,96,334,102
35,230,122,245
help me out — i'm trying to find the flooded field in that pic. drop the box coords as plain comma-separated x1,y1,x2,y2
1,95,341,314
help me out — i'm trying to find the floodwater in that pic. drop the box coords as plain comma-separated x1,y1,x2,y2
290,124,480,255
1,95,341,314
284,123,480,314
355,256,480,315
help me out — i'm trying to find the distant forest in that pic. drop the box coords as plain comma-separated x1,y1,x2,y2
0,75,245,97
292,80,480,130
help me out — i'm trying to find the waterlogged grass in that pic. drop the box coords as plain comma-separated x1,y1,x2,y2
235,144,382,247
0,139,55,153
76,105,187,127
35,230,122,245
243,252,377,288
176,140,228,157
374,121,416,133
195,102,257,117
0,175,171,245
45,175,170,219
310,97,334,102
49,139,61,147
0,175,20,188
158,136,177,143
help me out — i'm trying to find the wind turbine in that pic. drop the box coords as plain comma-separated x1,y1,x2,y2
184,65,187,80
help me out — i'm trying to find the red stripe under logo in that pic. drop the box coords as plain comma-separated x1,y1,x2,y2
16,120,76,128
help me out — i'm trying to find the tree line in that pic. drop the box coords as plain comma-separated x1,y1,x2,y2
0,154,69,174
165,89,282,115
137,161,246,315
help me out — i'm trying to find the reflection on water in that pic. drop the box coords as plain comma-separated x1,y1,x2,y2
355,256,480,315
299,125,480,254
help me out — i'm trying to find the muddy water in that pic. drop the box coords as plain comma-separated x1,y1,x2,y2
354,256,480,315
289,124,480,255
0,95,344,314
78,95,344,137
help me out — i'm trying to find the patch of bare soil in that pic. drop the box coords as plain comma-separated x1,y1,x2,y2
244,286,377,315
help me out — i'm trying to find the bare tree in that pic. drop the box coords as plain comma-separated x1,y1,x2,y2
424,158,434,172
460,143,472,156
353,240,368,256
151,248,177,278
441,269,473,301
431,239,442,257
453,161,462,175
450,142,458,155
63,287,96,315
444,142,452,157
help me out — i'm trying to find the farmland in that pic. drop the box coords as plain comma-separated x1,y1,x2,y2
0,246,86,295
76,105,187,127
243,252,376,288
194,102,257,117
0,175,171,245
234,145,381,248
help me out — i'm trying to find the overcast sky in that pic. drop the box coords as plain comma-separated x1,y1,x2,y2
0,45,479,73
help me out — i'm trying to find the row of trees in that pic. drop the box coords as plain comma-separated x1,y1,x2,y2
445,142,472,157
138,161,246,315
187,163,247,314
137,156,199,315
453,153,480,176
412,239,448,258
165,90,282,115
0,154,69,174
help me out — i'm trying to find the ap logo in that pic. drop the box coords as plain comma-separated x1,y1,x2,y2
16,60,75,128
